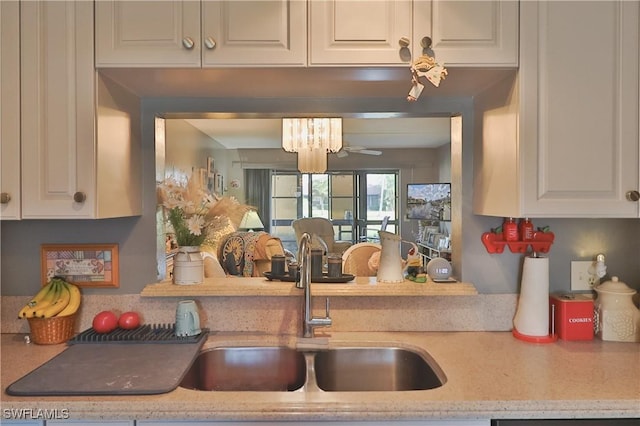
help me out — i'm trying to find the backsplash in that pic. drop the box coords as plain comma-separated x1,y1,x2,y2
1,294,517,334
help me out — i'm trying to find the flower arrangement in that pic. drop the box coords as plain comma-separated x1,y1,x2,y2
157,174,250,248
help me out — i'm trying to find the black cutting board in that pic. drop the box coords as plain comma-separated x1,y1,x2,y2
6,339,205,396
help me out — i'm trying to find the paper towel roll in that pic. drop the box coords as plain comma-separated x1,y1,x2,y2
513,256,550,337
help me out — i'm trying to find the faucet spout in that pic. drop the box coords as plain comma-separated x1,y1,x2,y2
297,232,332,338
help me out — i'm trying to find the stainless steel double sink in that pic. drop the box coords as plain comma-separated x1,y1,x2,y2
180,345,446,392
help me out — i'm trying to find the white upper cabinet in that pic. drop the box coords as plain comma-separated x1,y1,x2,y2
309,0,413,65
309,0,518,66
95,0,307,67
96,0,516,68
20,1,141,219
0,1,21,220
422,0,518,67
474,0,640,218
96,1,202,67
201,0,307,66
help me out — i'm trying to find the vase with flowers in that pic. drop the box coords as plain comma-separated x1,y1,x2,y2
158,173,250,284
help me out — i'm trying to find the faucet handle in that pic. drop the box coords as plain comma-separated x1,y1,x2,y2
324,297,331,318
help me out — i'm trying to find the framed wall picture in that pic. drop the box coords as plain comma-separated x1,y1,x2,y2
406,183,451,220
207,156,215,178
214,173,224,194
40,244,119,288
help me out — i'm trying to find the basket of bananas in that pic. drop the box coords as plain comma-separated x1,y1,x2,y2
18,277,81,345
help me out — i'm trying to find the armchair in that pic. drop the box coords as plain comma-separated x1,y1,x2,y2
341,242,382,276
292,217,352,255
218,231,287,277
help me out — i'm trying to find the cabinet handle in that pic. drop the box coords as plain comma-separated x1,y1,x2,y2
0,192,11,204
73,192,86,203
626,190,640,202
398,37,410,48
204,37,216,50
182,37,195,50
420,36,432,49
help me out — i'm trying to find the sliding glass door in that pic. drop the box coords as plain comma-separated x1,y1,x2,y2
270,170,398,253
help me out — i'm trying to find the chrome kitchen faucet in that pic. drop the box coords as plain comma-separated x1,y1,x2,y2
296,232,332,338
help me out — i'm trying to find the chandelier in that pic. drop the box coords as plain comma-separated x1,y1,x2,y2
282,118,342,173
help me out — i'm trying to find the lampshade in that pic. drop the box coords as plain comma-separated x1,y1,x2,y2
238,210,264,231
282,118,342,173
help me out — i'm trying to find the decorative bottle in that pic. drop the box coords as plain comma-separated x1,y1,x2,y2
503,217,519,242
519,218,534,241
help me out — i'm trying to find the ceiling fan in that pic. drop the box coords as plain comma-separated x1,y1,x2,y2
336,143,383,158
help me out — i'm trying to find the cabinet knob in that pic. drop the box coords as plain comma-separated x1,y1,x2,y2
204,37,216,50
73,192,86,203
420,36,432,49
626,190,640,202
182,37,195,50
398,37,410,48
0,192,11,204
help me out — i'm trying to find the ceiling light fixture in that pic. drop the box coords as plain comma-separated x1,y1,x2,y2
282,118,342,173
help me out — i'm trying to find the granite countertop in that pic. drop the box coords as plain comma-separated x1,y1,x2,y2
2,331,639,422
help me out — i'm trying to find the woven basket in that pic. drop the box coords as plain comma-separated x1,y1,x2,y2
27,313,77,345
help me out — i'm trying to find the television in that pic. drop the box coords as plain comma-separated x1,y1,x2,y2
406,183,451,220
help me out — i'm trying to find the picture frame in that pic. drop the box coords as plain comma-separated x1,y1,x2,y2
406,183,451,220
420,225,439,243
214,173,224,194
40,244,119,288
206,156,215,178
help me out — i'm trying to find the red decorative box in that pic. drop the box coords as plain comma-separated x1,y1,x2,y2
549,293,595,341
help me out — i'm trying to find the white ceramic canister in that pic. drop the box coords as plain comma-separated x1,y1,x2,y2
173,246,204,285
594,276,640,342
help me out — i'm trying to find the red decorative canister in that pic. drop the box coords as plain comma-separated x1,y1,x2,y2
549,293,594,341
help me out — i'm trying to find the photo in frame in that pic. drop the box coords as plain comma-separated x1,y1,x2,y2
40,244,119,288
406,183,451,220
214,173,224,194
206,156,215,178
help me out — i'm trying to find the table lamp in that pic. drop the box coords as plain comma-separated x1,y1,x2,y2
238,210,264,232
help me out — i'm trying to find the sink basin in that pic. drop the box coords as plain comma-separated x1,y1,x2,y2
313,347,446,391
180,346,306,391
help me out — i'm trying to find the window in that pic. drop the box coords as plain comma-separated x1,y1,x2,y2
271,171,398,252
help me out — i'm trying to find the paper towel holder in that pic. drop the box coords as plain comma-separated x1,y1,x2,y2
512,252,558,343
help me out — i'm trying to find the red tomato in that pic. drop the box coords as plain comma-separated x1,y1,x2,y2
92,311,118,334
118,311,141,330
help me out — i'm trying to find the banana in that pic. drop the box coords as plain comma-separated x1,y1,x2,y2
56,281,81,317
18,281,55,318
39,282,71,318
33,280,62,318
19,281,58,319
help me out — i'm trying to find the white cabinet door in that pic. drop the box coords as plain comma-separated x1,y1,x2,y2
474,0,640,218
95,0,306,67
201,0,307,67
0,0,21,220
309,0,517,66
418,0,519,67
519,0,639,217
309,0,413,65
20,1,97,218
95,0,201,67
20,1,142,219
